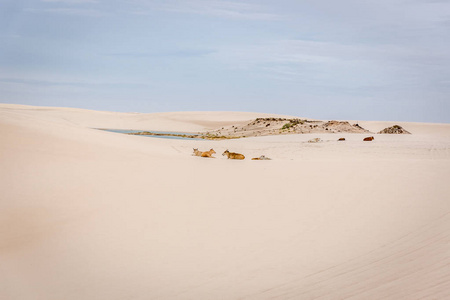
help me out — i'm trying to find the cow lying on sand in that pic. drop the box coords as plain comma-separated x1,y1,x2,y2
363,136,375,141
192,148,202,156
201,149,216,158
308,138,321,143
252,155,271,160
193,148,216,158
223,150,245,160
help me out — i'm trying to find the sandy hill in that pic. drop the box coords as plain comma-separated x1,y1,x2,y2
207,118,371,139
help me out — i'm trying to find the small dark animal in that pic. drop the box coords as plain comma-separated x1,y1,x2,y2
338,138,346,141
363,136,374,141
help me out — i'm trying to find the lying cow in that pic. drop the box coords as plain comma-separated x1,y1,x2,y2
251,155,271,160
223,150,245,160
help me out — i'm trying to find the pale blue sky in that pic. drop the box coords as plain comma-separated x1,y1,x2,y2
1,0,449,122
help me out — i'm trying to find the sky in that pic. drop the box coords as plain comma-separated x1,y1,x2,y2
1,0,450,122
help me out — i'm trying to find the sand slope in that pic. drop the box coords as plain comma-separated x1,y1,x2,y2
1,104,449,299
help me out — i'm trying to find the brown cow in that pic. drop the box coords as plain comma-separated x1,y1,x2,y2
200,149,216,158
222,150,245,160
363,136,374,141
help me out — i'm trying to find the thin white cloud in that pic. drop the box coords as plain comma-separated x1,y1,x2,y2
141,0,280,20
0,77,145,88
101,49,216,58
25,7,106,17
215,39,448,67
0,34,21,38
41,0,98,3
211,39,449,87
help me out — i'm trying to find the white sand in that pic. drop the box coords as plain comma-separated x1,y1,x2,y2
1,103,449,299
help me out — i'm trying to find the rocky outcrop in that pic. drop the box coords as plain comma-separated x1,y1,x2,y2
378,125,411,134
323,121,370,133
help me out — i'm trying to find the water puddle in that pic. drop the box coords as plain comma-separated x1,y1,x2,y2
98,129,205,140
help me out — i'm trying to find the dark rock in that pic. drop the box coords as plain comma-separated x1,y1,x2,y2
378,125,411,134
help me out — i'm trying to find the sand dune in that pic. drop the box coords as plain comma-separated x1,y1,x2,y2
1,104,449,299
